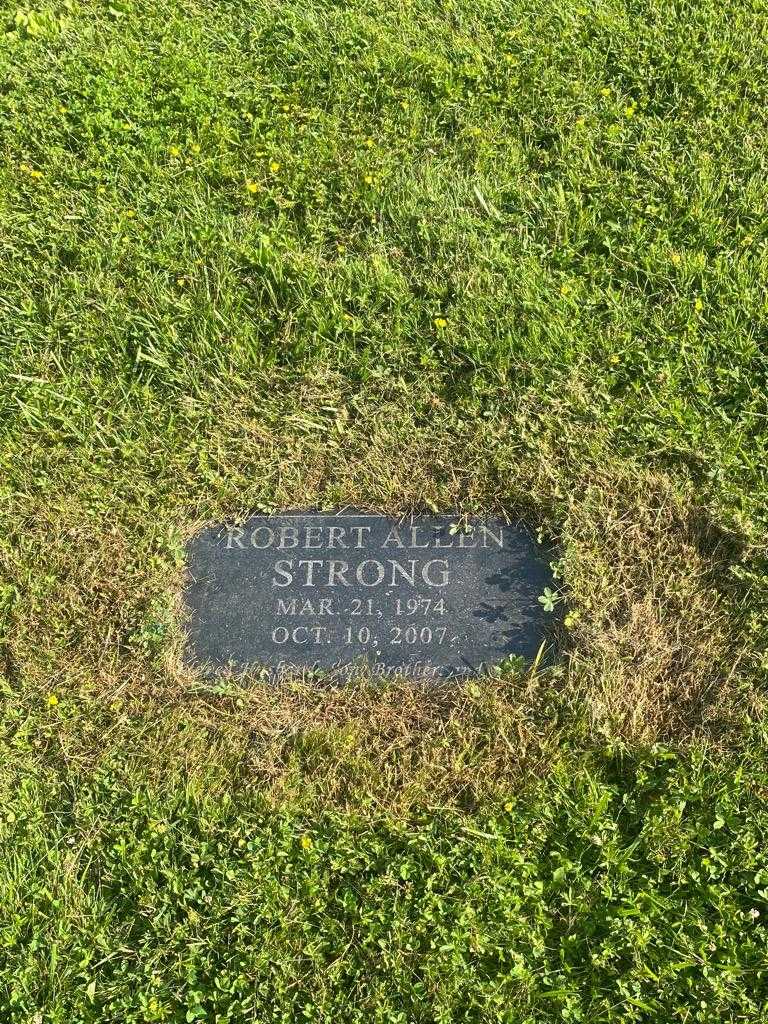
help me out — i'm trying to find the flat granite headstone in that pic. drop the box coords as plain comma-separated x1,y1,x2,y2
184,513,557,679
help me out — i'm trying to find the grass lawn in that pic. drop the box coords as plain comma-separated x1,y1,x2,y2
1,0,767,1019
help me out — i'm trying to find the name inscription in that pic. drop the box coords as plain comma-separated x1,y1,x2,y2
184,513,556,679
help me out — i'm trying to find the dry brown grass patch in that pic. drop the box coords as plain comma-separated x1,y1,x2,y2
563,466,751,742
1,373,759,808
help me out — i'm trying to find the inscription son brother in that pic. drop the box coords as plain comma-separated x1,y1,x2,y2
185,514,556,679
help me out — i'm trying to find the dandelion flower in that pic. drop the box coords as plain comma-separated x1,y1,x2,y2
434,317,448,329
600,87,611,97
269,160,281,173
364,174,374,185
47,694,59,707
300,836,313,850
245,180,260,193
191,143,201,154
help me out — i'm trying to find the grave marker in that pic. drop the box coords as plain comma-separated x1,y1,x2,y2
184,513,557,678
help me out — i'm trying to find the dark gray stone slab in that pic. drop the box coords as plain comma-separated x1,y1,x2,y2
184,513,557,680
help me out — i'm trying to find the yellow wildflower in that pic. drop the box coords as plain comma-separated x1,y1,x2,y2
245,180,260,193
19,162,43,179
364,174,374,184
434,317,448,329
169,145,181,157
269,160,280,173
47,694,59,707
600,87,611,97
300,836,313,850
191,143,201,154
